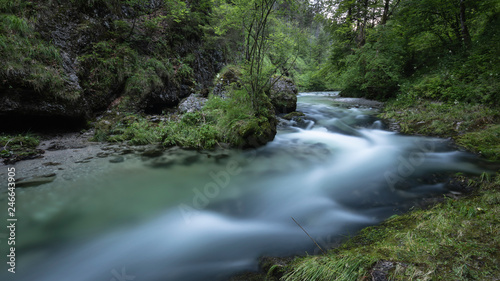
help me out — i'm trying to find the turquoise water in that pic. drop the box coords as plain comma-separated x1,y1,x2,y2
0,92,489,280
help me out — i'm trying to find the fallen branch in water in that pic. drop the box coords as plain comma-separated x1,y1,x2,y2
291,217,327,256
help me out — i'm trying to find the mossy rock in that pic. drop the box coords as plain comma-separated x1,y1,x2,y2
269,76,298,114
213,65,242,98
232,115,277,148
229,97,277,148
283,111,305,120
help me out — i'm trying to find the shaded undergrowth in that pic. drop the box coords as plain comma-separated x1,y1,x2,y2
381,99,500,161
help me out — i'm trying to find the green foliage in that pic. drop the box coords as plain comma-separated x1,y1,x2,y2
0,0,27,13
0,133,40,163
70,0,106,8
109,118,166,145
338,32,406,100
0,13,79,99
204,90,254,140
283,172,500,280
78,40,178,103
95,81,276,149
283,255,374,281
381,99,500,137
457,125,500,161
78,40,137,94
319,0,500,103
162,112,220,149
125,57,173,96
212,0,303,108
95,114,169,145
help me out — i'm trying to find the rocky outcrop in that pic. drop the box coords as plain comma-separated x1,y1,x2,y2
269,76,298,114
178,94,208,113
0,1,223,130
0,87,88,131
231,98,278,148
232,114,277,148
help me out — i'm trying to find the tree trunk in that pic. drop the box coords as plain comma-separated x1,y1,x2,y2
381,0,390,25
459,0,472,48
357,0,369,47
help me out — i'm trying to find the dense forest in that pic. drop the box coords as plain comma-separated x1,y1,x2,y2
1,0,498,135
312,0,500,104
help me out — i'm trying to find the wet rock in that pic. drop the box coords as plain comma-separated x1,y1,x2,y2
109,156,125,163
96,152,109,158
42,162,61,166
333,97,384,109
119,148,134,155
141,147,164,158
234,115,277,148
17,174,57,188
141,83,193,114
178,94,207,113
182,155,201,166
148,157,175,168
47,142,66,151
283,111,305,120
269,76,298,114
370,260,396,281
75,156,93,163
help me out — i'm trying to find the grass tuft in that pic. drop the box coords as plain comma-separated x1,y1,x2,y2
283,255,374,281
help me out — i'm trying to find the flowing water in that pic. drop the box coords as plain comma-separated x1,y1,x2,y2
0,92,491,281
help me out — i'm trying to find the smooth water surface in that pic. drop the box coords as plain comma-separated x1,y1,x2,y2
0,92,489,281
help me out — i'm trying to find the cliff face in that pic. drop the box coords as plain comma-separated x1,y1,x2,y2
0,1,224,130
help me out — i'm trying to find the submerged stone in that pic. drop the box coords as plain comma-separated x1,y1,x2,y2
17,174,57,188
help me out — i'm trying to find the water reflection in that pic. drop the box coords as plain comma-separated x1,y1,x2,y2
1,92,491,281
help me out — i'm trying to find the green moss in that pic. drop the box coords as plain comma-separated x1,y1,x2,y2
380,99,500,161
457,125,500,161
162,111,220,149
215,65,242,85
281,98,500,280
283,255,375,281
0,133,41,163
93,85,277,149
0,14,79,99
93,114,167,145
283,174,500,280
283,112,305,120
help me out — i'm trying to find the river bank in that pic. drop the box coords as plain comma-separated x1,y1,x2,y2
258,99,500,281
1,95,498,281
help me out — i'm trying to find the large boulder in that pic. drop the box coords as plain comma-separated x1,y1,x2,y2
178,94,208,113
230,97,277,148
232,114,277,148
212,66,242,98
269,76,298,114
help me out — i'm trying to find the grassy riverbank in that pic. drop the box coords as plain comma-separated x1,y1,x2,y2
267,99,500,281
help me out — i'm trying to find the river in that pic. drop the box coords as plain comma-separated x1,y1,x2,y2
0,92,489,280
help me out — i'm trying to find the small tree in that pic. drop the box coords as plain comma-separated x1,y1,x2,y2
213,0,297,111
